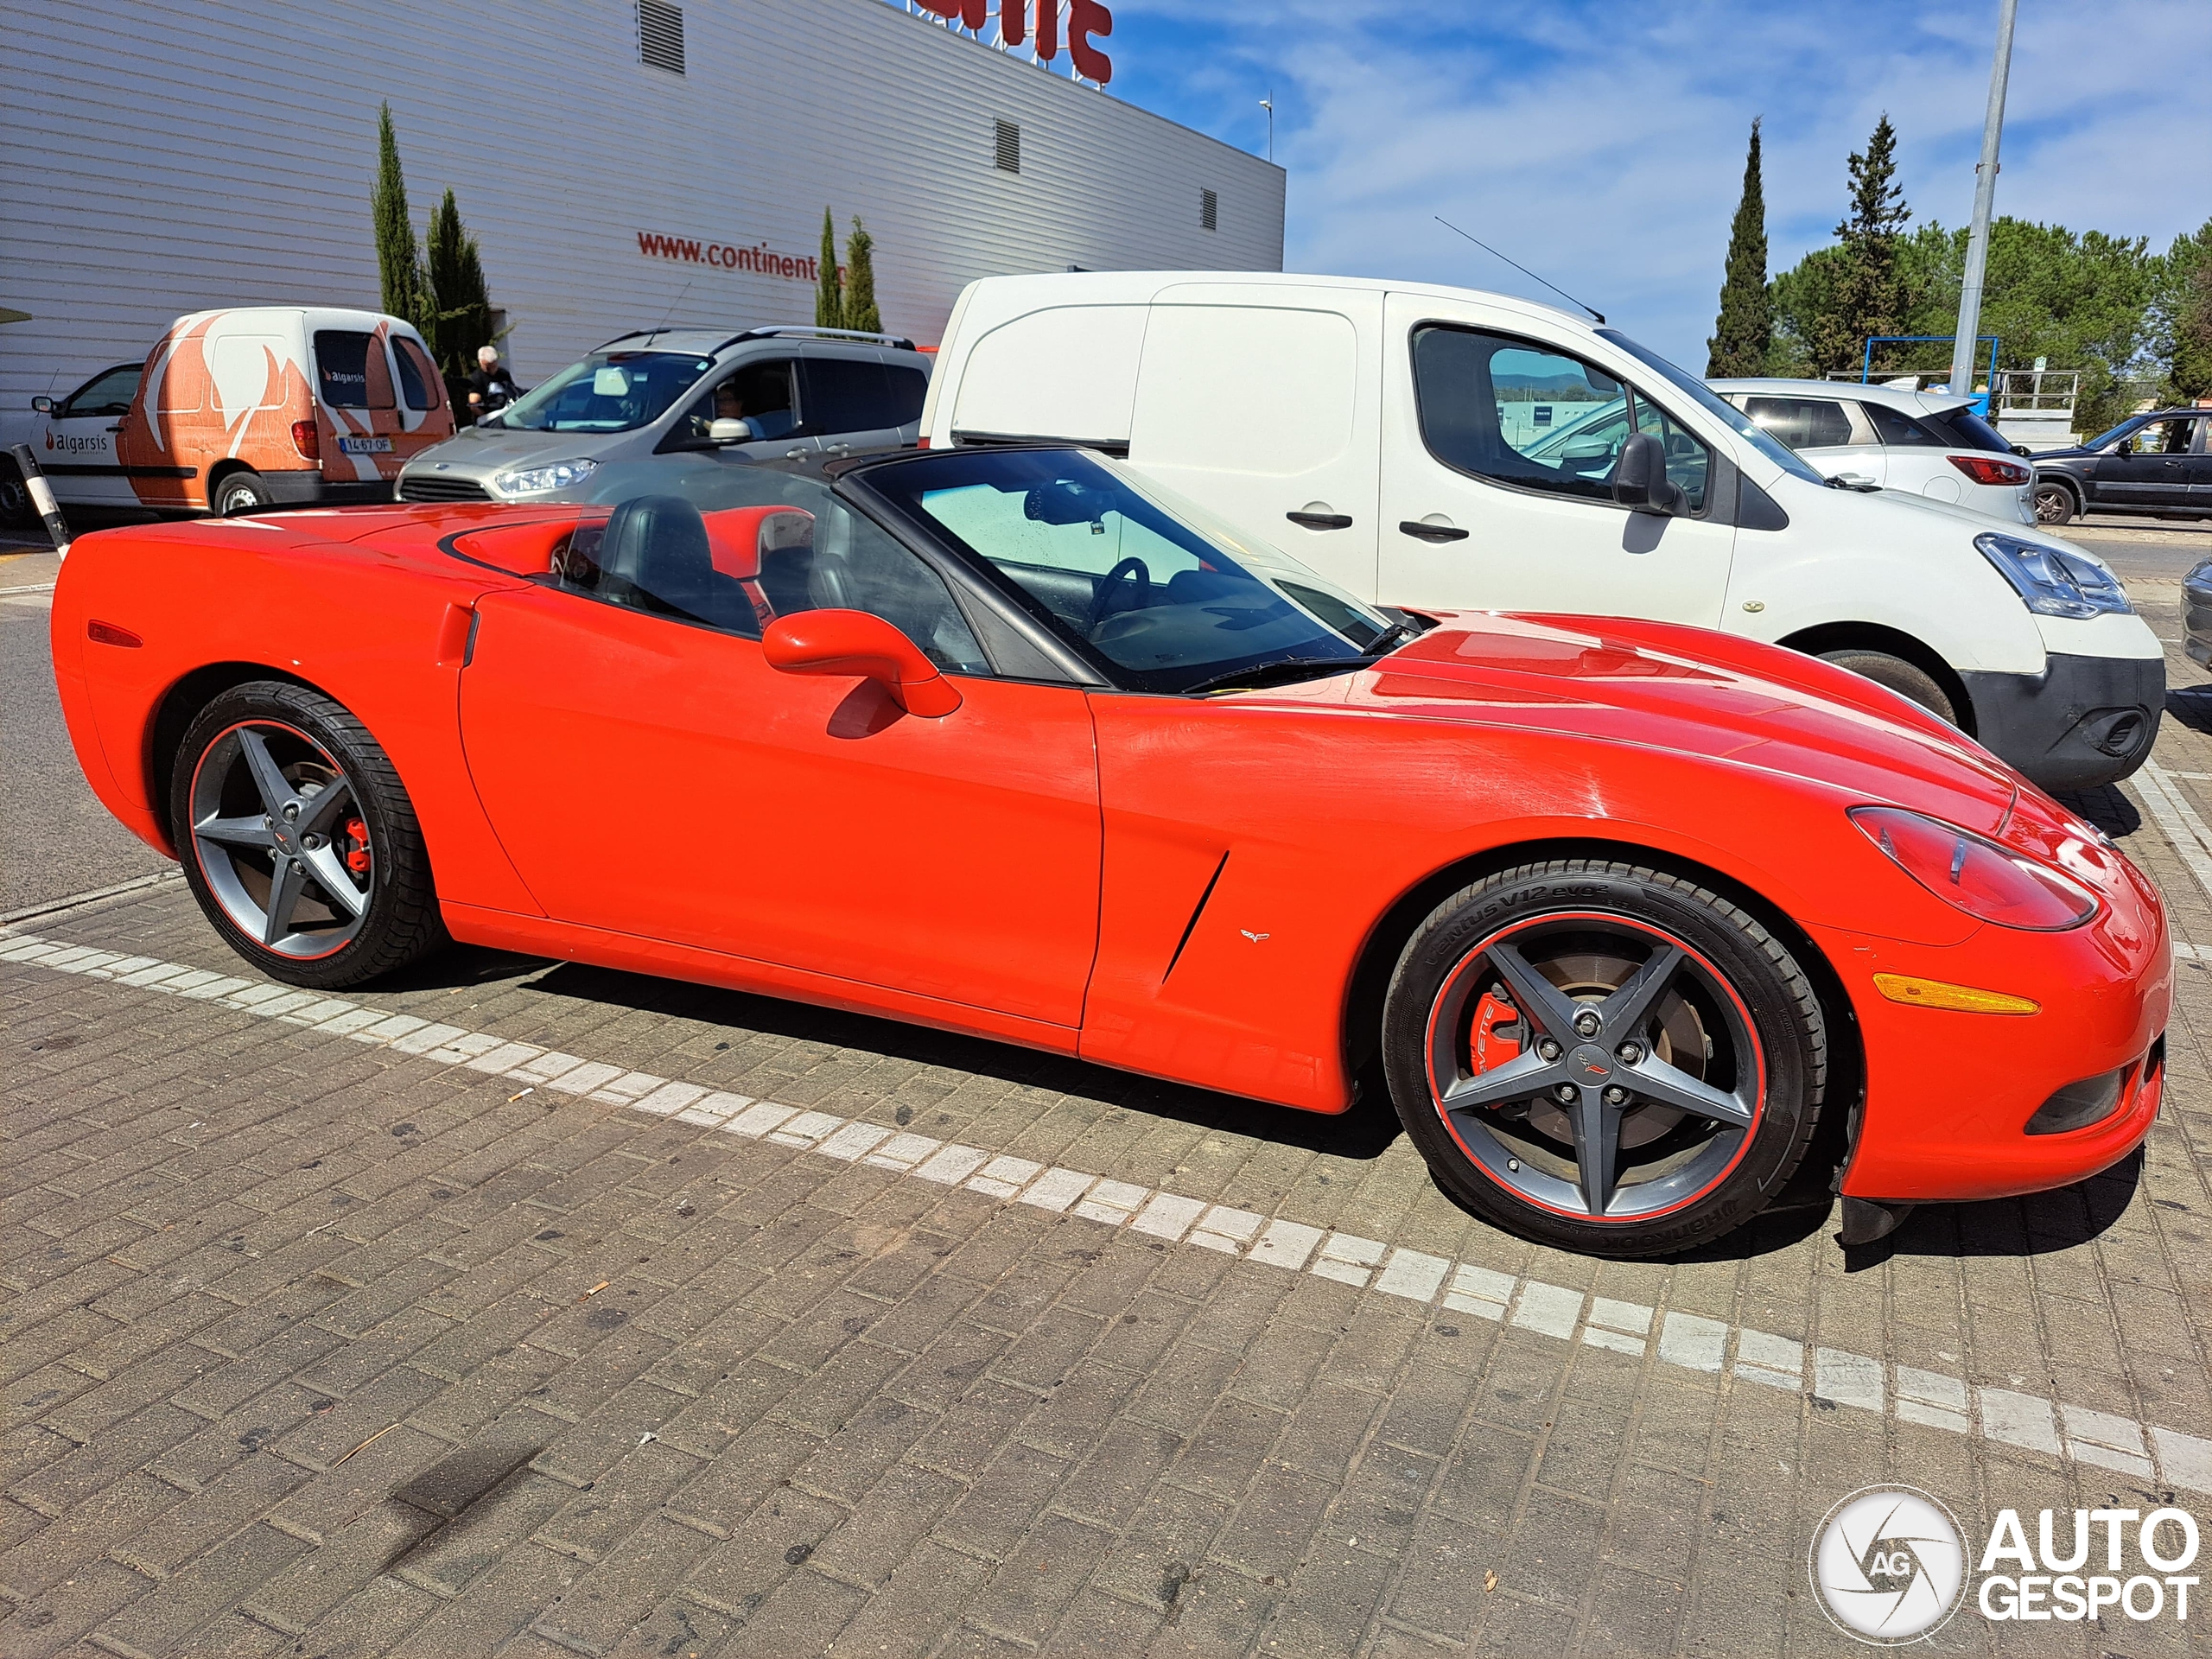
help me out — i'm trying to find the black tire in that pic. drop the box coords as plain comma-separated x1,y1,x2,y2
170,681,446,988
2032,480,2075,527
0,460,34,530
1382,859,1827,1257
212,469,275,516
1817,649,1958,725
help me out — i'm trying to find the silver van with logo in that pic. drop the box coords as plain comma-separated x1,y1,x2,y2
394,325,929,503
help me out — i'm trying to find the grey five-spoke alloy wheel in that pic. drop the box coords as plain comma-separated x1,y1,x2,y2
171,682,445,988
1383,859,1828,1256
2032,480,2075,527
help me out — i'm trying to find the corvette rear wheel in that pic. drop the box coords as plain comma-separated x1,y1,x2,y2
1383,860,1827,1256
171,682,445,988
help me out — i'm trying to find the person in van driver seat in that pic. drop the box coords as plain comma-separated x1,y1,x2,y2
468,345,519,423
712,377,797,442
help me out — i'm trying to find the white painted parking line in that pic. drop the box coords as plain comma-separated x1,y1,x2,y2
2128,762,2212,907
8,925,2211,1497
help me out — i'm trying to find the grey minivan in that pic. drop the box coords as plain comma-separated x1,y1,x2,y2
394,326,930,503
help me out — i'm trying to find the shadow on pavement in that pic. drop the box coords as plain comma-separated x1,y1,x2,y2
412,944,1407,1163
1840,1149,2144,1272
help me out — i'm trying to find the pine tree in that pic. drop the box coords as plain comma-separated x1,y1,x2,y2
2164,218,2212,402
371,103,428,330
1813,114,1911,376
1706,118,1771,376
844,218,880,334
815,207,844,329
425,188,495,385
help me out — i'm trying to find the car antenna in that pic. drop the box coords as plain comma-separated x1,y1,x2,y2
1434,216,1605,324
640,279,694,349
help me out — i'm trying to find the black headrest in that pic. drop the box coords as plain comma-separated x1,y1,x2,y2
597,494,714,611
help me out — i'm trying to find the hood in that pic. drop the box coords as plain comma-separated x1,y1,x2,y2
402,423,620,477
1342,612,2020,833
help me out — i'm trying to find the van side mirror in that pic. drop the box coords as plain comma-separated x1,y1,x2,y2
1612,431,1685,516
30,396,54,414
762,608,962,718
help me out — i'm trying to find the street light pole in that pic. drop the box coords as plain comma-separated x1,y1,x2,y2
1260,92,1274,163
1948,0,2018,406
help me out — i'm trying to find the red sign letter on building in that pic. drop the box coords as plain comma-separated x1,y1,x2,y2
1069,0,1111,82
918,0,988,27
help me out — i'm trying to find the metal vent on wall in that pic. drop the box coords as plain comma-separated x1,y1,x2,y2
1200,188,1218,232
639,0,685,74
995,119,1020,174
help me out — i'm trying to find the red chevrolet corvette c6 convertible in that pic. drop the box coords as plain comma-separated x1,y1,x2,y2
48,445,2168,1255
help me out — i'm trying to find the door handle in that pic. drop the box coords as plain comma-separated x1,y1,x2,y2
1285,510,1353,531
105,423,123,433
1399,519,1468,543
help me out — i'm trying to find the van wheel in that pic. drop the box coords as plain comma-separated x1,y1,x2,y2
2032,482,2076,526
1817,650,1957,725
1381,859,1827,1257
213,470,275,516
0,460,33,529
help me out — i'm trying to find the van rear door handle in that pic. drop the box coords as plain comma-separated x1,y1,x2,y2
1285,510,1353,531
1399,519,1469,543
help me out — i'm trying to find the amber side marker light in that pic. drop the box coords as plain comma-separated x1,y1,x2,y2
1872,973,2039,1016
86,620,143,648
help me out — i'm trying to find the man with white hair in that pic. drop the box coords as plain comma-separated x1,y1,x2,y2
467,343,518,421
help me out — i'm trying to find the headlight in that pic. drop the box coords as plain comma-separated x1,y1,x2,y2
1851,805,2098,931
492,457,599,497
1974,531,2132,620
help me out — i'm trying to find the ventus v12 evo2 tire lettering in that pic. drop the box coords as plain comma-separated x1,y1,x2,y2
1382,860,1827,1257
170,681,446,988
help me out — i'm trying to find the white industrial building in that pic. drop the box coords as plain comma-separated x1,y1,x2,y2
0,0,1284,404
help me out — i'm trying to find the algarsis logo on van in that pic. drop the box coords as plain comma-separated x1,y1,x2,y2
1809,1485,2202,1643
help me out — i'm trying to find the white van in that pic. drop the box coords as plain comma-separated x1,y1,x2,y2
921,272,2163,791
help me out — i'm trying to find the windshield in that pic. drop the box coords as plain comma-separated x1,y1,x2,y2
497,350,714,433
2083,414,2151,451
1597,328,1827,485
857,448,1396,693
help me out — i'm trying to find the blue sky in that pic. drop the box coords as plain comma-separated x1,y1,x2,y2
1086,0,2212,368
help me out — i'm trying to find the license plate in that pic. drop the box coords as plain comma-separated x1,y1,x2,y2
337,435,392,455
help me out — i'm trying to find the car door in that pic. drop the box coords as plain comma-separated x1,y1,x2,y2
457,487,1102,1029
1124,283,1385,601
36,363,143,507
796,352,928,454
2190,416,2212,509
1739,393,1885,485
1376,299,1735,622
2094,416,2196,508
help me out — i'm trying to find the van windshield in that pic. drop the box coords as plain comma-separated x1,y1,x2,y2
1597,329,1827,486
497,351,714,433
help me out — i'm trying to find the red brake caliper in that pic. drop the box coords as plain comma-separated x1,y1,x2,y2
1470,988,1522,1075
343,817,372,875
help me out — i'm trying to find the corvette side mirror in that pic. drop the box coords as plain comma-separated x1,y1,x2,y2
762,608,962,717
1612,431,1685,515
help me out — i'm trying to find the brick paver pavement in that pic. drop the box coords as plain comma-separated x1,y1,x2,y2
4,584,2211,1656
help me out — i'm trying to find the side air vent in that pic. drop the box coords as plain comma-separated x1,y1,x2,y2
995,118,1020,174
639,0,686,74
1200,188,1218,232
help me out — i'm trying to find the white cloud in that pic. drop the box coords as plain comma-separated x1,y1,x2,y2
1117,0,2212,365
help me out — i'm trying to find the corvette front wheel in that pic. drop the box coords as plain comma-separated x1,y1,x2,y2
170,682,446,988
1382,859,1828,1257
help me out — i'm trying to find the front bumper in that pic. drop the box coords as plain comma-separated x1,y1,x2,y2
1961,651,2164,791
1820,829,2170,1204
2183,574,2212,668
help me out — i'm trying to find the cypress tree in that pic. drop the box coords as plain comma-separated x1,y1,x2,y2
1813,114,1911,376
845,218,880,334
371,103,428,329
426,188,495,385
1706,118,1771,376
815,207,844,329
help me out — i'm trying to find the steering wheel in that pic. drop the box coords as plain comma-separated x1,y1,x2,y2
1087,556,1152,635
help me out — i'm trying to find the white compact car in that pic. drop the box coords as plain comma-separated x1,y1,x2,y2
921,271,2161,790
1708,377,2034,524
